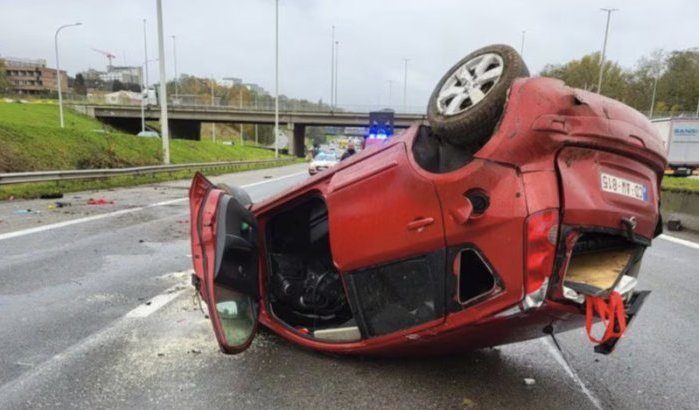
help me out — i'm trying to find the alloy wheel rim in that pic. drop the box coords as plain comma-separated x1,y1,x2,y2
436,53,504,116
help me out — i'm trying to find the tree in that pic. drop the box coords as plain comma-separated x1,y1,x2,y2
306,126,327,146
0,59,8,95
624,50,666,115
658,49,699,113
74,73,87,95
111,80,123,92
538,48,699,116
539,52,627,100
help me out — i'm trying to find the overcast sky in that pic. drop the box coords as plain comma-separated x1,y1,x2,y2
1,0,698,109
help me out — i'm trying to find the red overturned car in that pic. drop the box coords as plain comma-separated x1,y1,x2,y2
189,45,667,357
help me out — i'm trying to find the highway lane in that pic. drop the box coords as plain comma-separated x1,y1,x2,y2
0,164,308,388
557,236,699,410
1,164,698,409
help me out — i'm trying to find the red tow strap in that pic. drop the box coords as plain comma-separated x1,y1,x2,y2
584,291,627,344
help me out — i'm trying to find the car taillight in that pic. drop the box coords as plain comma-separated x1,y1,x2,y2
525,209,559,294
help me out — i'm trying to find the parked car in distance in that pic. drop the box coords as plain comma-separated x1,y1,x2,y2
308,151,340,175
137,130,159,138
189,44,666,359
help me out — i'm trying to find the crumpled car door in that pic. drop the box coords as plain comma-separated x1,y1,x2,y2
189,173,260,354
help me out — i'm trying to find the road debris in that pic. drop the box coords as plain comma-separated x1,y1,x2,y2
667,218,682,231
13,209,39,215
48,201,72,210
87,198,114,205
462,397,476,408
40,192,64,199
523,378,536,386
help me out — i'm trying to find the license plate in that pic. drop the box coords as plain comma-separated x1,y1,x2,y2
600,173,648,202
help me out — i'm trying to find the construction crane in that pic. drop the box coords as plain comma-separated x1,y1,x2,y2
91,48,116,68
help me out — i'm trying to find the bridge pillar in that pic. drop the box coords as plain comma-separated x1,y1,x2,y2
99,117,142,134
292,123,306,158
169,120,201,140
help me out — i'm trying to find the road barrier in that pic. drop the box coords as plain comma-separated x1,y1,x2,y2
660,189,699,232
0,158,295,185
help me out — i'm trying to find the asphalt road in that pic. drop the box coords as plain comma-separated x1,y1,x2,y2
0,163,698,410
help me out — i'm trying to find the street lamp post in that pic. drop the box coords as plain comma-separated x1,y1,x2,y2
54,22,81,128
649,75,659,118
274,0,279,158
211,77,216,142
239,87,244,146
140,58,158,133
334,40,339,108
156,0,171,164
402,58,409,112
597,8,618,94
142,19,149,133
254,93,259,145
520,30,526,57
330,25,335,109
143,19,149,89
172,35,178,99
140,72,146,133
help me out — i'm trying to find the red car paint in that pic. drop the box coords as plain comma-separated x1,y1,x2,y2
190,77,666,357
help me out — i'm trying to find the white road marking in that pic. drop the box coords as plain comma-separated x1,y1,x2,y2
0,270,195,399
658,234,699,250
0,170,306,242
541,338,604,410
126,288,186,318
242,171,306,188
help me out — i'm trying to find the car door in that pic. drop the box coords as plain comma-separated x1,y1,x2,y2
326,143,447,337
326,143,445,272
189,173,259,354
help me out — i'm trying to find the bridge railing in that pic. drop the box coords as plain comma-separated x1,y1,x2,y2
68,97,427,115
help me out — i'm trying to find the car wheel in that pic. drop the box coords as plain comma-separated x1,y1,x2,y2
216,183,253,207
427,44,529,149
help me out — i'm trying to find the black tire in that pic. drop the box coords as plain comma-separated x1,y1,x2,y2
427,44,529,148
216,183,253,207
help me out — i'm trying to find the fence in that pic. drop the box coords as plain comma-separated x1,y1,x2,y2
0,158,295,185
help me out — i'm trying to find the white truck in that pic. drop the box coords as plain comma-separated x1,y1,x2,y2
142,88,158,107
652,117,699,176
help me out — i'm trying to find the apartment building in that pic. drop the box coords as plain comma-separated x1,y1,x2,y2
2,57,68,95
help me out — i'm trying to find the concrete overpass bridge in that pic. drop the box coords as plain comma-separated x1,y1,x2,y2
77,104,428,157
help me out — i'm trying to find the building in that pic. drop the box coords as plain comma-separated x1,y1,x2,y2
222,77,242,86
82,68,105,81
99,66,142,85
1,56,68,95
103,90,143,105
244,83,268,95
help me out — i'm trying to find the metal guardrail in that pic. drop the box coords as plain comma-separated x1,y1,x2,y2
70,100,429,115
0,158,295,185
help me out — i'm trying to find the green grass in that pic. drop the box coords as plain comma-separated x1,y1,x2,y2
0,100,295,199
0,101,280,173
0,99,107,132
661,176,699,194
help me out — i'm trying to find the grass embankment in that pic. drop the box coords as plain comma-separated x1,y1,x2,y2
661,176,699,194
0,101,295,199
